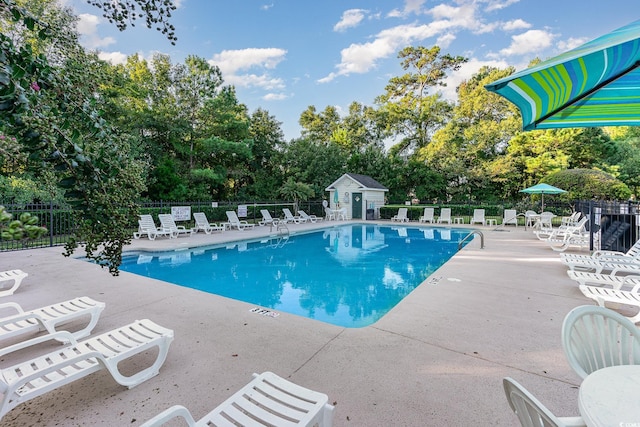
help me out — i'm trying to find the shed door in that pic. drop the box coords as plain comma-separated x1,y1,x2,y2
351,192,362,219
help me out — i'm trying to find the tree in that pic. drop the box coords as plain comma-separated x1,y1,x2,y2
375,46,467,156
545,169,632,202
1,1,146,274
85,0,177,44
279,178,314,211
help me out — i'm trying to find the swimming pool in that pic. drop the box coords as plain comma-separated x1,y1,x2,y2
118,224,470,327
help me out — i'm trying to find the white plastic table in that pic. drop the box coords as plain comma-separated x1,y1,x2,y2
486,219,497,226
579,365,640,426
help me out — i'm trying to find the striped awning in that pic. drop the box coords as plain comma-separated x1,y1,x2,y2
485,20,640,130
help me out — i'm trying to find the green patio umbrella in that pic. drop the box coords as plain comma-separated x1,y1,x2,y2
333,189,339,206
520,183,566,211
485,19,640,130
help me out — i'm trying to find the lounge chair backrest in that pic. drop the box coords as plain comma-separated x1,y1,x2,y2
260,209,273,221
503,209,518,226
283,208,295,220
139,214,158,231
423,208,434,219
472,209,485,220
226,211,240,225
440,208,451,220
193,212,208,227
562,305,640,379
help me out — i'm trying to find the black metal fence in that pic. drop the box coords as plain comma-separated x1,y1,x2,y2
0,200,327,251
2,199,638,253
575,200,640,253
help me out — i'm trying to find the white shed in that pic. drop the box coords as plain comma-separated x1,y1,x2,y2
325,173,388,220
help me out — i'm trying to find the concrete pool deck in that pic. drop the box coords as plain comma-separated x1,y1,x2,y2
0,220,602,426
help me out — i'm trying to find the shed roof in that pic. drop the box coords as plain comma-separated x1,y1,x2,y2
325,173,388,191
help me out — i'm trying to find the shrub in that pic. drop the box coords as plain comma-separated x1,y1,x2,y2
544,169,632,202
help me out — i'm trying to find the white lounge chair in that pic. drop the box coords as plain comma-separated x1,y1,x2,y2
502,209,518,227
567,270,640,289
0,270,28,297
561,238,640,271
579,284,640,323
225,211,255,230
133,215,173,240
141,371,335,427
545,217,589,252
470,209,486,226
562,305,640,379
158,214,194,238
258,209,279,226
437,208,451,224
192,212,224,234
503,377,585,427
299,210,321,223
391,208,409,222
0,319,173,421
0,296,105,343
419,207,435,223
283,208,305,223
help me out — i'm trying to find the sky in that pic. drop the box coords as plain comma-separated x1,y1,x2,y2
67,0,638,142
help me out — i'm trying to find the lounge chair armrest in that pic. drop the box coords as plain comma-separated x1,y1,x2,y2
0,312,50,332
592,250,624,258
139,405,197,427
0,302,24,316
0,330,78,359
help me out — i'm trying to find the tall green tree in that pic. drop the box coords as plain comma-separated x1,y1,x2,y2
375,46,467,156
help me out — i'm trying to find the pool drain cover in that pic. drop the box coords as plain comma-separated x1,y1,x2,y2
250,307,280,318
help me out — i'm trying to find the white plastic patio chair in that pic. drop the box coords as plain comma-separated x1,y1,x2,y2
437,208,451,224
140,371,335,427
258,209,279,226
561,305,640,379
0,270,28,297
133,215,173,240
503,377,585,427
419,207,435,223
579,282,640,323
0,318,173,421
283,208,304,223
470,209,486,226
391,207,409,222
158,213,194,238
299,210,321,223
225,211,255,230
324,207,336,221
0,296,105,344
192,212,224,234
503,209,518,227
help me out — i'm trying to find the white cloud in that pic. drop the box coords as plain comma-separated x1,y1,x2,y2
483,0,520,12
498,29,554,56
98,51,128,65
261,3,274,11
388,0,426,18
76,13,115,49
263,93,288,101
210,48,287,75
436,33,456,49
557,36,588,52
225,73,285,90
334,9,368,32
502,19,531,31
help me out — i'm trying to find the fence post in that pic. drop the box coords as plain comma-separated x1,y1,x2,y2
49,201,54,247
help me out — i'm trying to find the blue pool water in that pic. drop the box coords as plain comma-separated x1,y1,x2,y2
118,224,470,327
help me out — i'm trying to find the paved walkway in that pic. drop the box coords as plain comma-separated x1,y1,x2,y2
0,221,599,426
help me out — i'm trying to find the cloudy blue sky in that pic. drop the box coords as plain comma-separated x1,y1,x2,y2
68,0,637,141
